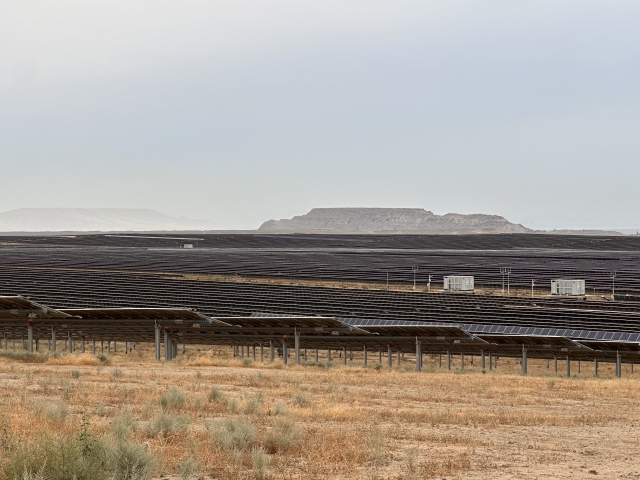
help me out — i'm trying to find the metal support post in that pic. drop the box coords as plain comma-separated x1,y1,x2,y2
439,353,442,368
397,349,401,367
447,351,451,370
282,338,287,365
387,345,392,368
577,360,580,373
616,351,622,378
566,355,571,378
92,339,96,354
521,344,527,376
481,350,485,370
164,329,169,361
327,349,332,362
546,359,549,369
252,345,256,361
270,340,275,362
51,328,56,353
27,323,33,354
461,353,464,369
415,338,421,372
81,338,85,353
304,348,307,361
294,332,300,365
378,350,382,365
594,358,598,376
554,355,558,373
260,343,264,362
101,339,104,353
363,345,367,367
343,347,347,365
315,348,319,362
155,324,161,361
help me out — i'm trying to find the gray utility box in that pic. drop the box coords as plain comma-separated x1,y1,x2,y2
551,279,585,296
443,276,475,291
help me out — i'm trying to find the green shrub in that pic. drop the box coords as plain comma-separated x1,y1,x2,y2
208,386,226,403
226,397,239,414
112,410,137,442
243,392,263,414
71,370,81,379
144,413,189,438
107,440,155,480
208,417,255,451
177,456,199,480
159,387,186,411
272,400,287,416
264,417,301,453
95,353,110,363
292,393,309,407
252,447,269,480
44,400,68,422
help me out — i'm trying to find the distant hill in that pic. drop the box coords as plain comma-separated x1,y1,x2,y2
259,208,531,234
0,208,216,232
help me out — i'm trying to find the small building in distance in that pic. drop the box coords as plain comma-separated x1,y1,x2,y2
551,279,585,296
443,276,474,292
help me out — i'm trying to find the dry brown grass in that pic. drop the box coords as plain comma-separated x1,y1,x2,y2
0,345,638,479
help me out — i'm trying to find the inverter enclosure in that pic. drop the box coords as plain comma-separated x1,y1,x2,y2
443,276,474,291
551,279,585,296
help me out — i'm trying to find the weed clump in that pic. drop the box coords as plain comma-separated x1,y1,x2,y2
243,392,263,414
159,387,186,411
112,410,137,442
264,417,301,453
208,386,226,403
292,393,309,407
44,400,68,422
252,447,269,480
208,417,256,451
144,413,189,438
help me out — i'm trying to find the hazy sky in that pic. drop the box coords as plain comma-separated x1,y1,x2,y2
1,1,639,229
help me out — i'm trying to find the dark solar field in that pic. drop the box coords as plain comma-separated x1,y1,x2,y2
1,232,640,293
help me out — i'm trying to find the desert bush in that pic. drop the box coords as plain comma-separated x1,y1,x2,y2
71,370,81,379
264,417,301,453
243,392,263,414
208,417,256,451
112,410,137,442
208,386,226,403
95,353,110,363
110,367,124,380
144,413,189,438
272,400,287,416
107,441,156,480
292,393,309,407
252,447,269,480
44,400,68,422
177,456,199,480
365,427,386,468
159,387,186,411
227,397,239,414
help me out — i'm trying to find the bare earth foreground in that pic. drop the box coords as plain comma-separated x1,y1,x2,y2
1,346,640,479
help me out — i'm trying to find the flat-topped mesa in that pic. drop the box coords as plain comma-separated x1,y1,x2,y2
259,208,531,234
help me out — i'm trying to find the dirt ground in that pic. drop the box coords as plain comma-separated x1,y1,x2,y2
1,345,639,479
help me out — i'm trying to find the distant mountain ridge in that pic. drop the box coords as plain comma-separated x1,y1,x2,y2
259,208,531,234
0,208,215,232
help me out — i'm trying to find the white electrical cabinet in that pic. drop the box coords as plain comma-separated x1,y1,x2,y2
551,279,585,296
443,276,474,291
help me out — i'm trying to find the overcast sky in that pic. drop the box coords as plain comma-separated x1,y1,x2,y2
1,1,639,229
